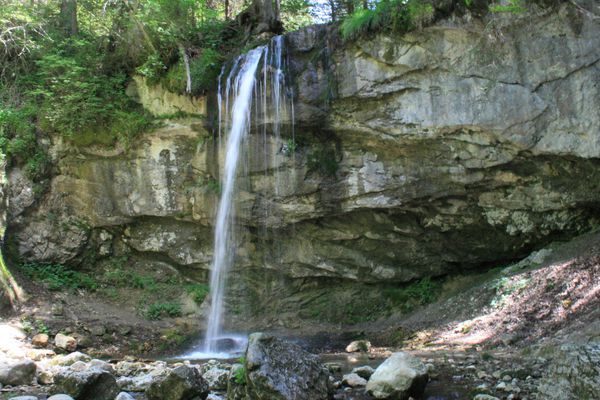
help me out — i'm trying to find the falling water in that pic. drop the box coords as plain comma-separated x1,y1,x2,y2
190,36,293,358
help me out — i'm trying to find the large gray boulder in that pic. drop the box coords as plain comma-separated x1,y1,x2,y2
0,359,36,386
200,361,230,391
243,332,331,400
146,365,209,400
52,367,119,400
366,352,429,400
538,342,600,400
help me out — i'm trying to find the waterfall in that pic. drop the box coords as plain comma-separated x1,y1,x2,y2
197,36,293,357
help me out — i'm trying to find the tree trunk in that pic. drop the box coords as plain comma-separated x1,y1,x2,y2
60,0,78,36
252,0,280,31
328,0,337,21
225,0,229,19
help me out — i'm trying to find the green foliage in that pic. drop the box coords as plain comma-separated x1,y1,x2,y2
161,48,223,95
0,102,49,180
281,0,314,31
19,263,97,291
36,320,49,335
234,358,247,385
102,259,161,291
157,327,190,352
136,53,167,83
144,302,182,320
383,277,441,312
186,283,209,304
489,0,526,13
340,0,435,40
283,138,297,156
31,42,154,144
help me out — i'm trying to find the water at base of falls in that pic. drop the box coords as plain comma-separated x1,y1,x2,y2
180,36,293,359
178,334,248,360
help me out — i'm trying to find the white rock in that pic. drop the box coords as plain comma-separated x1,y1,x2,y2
345,340,371,353
115,392,135,400
54,334,77,351
366,352,428,399
342,373,367,387
48,395,75,400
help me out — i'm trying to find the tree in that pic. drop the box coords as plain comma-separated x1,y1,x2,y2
60,0,78,36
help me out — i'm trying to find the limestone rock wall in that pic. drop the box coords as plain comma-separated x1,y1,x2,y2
6,2,600,326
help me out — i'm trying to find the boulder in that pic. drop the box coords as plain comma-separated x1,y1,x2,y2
538,342,600,400
0,359,37,386
146,365,209,400
342,372,367,387
52,368,119,400
32,333,50,347
366,352,429,400
55,334,77,352
345,340,371,353
473,395,500,400
244,332,331,400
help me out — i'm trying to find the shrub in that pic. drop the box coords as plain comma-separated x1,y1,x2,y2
383,277,441,312
340,0,435,40
234,357,247,385
489,0,526,13
144,302,182,320
19,263,97,291
186,283,209,304
30,41,153,146
0,103,49,180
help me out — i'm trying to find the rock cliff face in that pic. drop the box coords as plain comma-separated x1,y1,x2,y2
6,3,600,326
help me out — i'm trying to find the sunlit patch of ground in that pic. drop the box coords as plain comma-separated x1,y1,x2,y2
397,231,600,350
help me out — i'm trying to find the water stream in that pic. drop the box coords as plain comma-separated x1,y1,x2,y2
184,36,293,359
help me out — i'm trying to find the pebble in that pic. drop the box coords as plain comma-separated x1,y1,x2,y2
473,395,500,400
48,395,75,400
477,371,489,379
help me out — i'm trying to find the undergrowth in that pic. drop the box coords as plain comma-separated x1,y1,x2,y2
383,277,441,312
144,302,183,320
186,283,209,304
19,263,98,291
340,0,435,40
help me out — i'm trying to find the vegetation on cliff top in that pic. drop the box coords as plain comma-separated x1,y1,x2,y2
0,0,314,180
